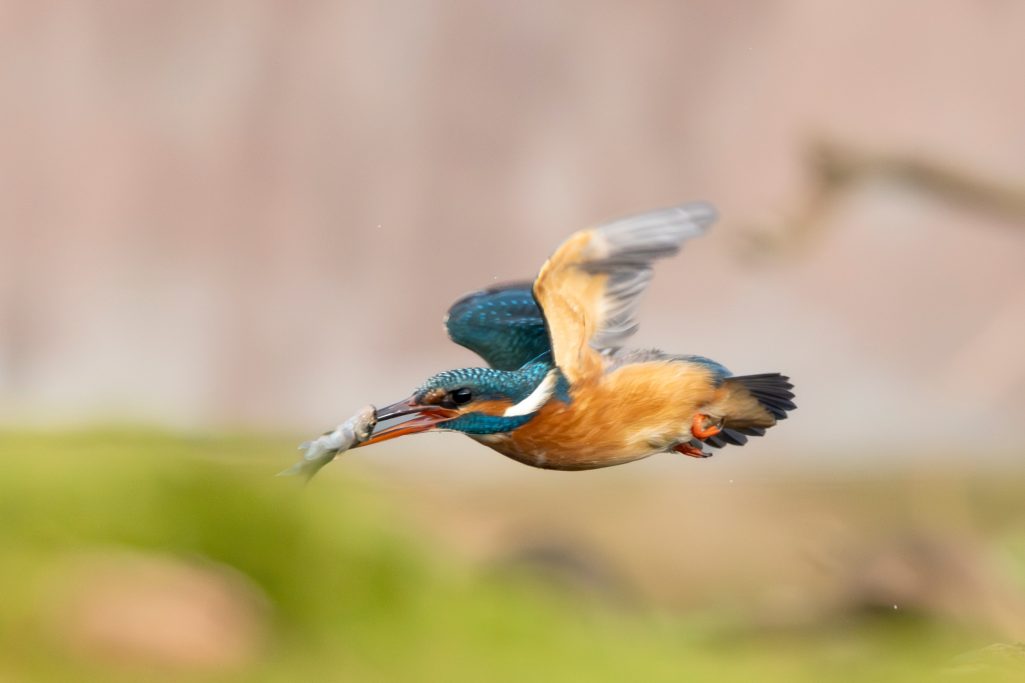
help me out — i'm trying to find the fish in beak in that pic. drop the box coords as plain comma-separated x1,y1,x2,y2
282,404,377,481
358,397,459,446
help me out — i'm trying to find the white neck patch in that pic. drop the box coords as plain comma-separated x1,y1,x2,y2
503,370,557,417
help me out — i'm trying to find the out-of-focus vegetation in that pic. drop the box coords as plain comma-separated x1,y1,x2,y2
2,431,1025,682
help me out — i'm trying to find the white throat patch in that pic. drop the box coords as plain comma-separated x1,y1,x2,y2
503,370,557,417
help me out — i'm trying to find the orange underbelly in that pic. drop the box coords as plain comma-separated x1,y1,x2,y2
473,361,721,470
474,429,663,470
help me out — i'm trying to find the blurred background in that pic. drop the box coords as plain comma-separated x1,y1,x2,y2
2,1,1025,681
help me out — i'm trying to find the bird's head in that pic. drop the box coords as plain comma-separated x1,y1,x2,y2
360,364,559,445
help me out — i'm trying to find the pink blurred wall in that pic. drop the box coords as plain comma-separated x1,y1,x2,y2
1,1,1024,460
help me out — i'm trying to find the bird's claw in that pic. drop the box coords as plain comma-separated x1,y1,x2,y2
691,413,724,440
674,441,713,459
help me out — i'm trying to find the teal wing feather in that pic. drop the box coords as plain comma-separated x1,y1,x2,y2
444,282,552,371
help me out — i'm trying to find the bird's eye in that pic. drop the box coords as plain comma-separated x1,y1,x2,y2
450,388,473,405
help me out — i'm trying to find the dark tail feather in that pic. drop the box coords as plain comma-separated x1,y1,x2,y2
705,373,795,449
733,373,796,420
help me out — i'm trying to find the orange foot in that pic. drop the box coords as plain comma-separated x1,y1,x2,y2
674,442,712,459
691,413,724,440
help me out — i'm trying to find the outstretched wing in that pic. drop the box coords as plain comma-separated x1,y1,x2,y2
444,282,552,371
532,202,717,383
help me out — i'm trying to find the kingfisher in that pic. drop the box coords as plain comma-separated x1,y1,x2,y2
356,202,795,470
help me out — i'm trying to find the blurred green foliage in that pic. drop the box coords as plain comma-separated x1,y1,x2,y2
0,430,1022,682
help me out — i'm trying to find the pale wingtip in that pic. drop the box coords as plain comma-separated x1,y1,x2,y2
675,201,718,230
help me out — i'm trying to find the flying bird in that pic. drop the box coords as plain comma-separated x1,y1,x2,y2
354,202,795,470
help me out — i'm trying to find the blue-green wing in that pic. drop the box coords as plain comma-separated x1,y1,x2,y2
444,282,552,371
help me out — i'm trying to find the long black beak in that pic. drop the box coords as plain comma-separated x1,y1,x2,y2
357,397,458,447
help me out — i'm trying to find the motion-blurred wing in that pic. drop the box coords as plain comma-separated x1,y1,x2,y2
532,202,717,382
444,282,552,371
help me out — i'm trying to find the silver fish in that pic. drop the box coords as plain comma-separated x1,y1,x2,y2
279,404,377,482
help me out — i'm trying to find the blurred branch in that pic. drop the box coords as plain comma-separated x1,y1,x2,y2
746,140,1025,256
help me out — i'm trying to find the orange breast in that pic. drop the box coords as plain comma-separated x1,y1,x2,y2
478,361,723,470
